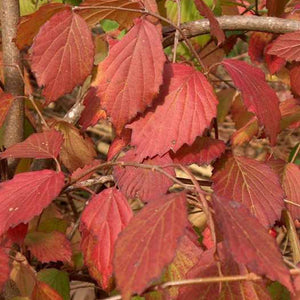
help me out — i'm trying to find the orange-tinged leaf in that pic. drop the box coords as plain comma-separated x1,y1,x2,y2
267,31,300,61
0,92,14,128
107,129,131,161
194,0,225,45
94,18,165,134
0,247,9,291
179,244,272,300
172,137,225,165
266,0,289,16
32,281,63,300
280,98,300,130
163,234,202,299
77,0,141,29
231,116,259,146
54,121,96,171
248,32,272,64
16,3,69,50
114,192,188,300
289,63,300,96
79,87,106,130
0,129,63,160
265,44,286,74
114,150,175,202
25,231,71,263
283,163,300,220
212,155,285,227
213,196,293,293
80,188,132,289
31,10,94,103
128,63,218,159
222,59,281,145
0,170,65,235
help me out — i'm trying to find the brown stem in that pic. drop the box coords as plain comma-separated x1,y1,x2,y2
1,1,24,146
163,16,300,46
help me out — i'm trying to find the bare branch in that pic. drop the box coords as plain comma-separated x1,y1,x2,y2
163,16,300,46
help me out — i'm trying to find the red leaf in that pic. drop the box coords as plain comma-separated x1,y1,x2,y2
172,137,225,165
94,18,165,134
213,196,293,292
77,0,141,29
80,188,132,289
283,163,300,220
114,150,175,203
0,129,63,160
31,10,94,103
6,223,28,246
267,31,300,61
0,170,65,235
0,92,14,128
248,32,272,64
222,59,281,145
107,129,131,161
32,281,63,300
25,231,72,263
79,88,106,130
265,44,286,74
179,244,272,300
16,3,69,49
194,0,225,45
212,155,285,227
0,247,9,291
289,63,300,96
114,192,188,300
128,63,218,159
280,98,300,130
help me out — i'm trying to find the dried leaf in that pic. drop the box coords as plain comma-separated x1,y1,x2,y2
212,155,285,227
222,59,281,145
94,18,165,134
0,129,63,160
128,63,218,159
172,137,225,165
114,192,188,300
16,3,69,49
213,196,293,293
25,231,72,263
114,150,175,202
32,281,63,300
80,188,132,289
0,170,65,235
31,10,94,103
54,121,96,171
77,0,141,29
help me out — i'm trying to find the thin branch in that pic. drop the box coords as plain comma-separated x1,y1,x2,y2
290,143,300,164
173,0,181,63
163,16,300,46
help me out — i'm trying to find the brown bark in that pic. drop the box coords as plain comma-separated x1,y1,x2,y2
163,16,300,47
1,0,24,148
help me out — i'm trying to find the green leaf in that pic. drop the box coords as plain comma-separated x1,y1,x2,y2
100,19,119,32
37,269,70,300
268,282,290,300
289,143,300,165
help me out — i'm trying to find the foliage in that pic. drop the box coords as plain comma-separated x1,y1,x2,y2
0,0,299,299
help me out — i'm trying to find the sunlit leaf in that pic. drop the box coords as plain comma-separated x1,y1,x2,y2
0,129,63,160
94,18,165,134
0,170,65,235
32,281,63,300
114,192,188,300
31,9,94,103
128,63,218,159
80,188,133,289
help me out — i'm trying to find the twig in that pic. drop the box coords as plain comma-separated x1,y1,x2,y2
28,94,50,129
290,143,300,164
66,175,114,192
172,0,181,63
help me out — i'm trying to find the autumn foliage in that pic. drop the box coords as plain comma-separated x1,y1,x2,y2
0,0,300,299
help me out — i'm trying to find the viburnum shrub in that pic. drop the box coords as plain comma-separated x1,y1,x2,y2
0,0,300,299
